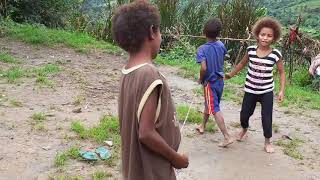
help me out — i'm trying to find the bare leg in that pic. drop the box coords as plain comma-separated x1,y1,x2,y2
214,111,234,147
236,128,248,141
196,108,209,134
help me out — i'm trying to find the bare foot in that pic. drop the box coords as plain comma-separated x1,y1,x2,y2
195,125,205,134
236,129,247,142
264,143,275,153
218,137,234,148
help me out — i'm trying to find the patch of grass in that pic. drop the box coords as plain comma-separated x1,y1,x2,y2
32,64,61,76
70,122,86,138
30,112,48,131
1,64,61,84
92,171,112,180
205,122,218,133
2,21,122,55
36,76,54,88
193,87,203,96
31,112,47,122
275,137,305,160
54,146,80,167
2,67,24,82
71,115,120,145
176,105,203,124
54,153,68,167
0,53,18,63
156,55,198,80
71,116,120,166
73,95,85,106
10,99,23,107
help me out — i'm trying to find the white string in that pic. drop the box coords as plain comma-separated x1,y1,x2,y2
176,97,195,180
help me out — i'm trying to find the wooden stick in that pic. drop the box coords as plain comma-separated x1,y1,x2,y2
163,34,256,42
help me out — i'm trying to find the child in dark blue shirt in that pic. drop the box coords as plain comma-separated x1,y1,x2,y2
196,18,233,147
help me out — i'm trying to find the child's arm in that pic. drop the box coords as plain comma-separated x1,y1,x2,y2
198,61,207,84
276,59,286,102
225,53,249,79
139,86,189,169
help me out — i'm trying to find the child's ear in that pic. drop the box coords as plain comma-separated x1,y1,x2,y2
149,25,156,40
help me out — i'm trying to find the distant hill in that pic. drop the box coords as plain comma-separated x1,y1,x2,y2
261,0,320,28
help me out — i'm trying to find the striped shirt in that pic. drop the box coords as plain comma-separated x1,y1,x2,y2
244,45,282,94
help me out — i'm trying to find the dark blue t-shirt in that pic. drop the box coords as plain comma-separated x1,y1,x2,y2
196,41,227,83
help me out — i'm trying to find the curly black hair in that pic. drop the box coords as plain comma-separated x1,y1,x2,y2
252,17,282,42
112,0,160,53
203,18,222,39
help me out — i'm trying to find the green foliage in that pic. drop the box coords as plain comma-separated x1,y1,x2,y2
5,0,81,28
54,146,80,167
1,20,122,54
0,53,18,63
71,115,120,145
262,0,320,29
156,39,198,80
176,105,203,124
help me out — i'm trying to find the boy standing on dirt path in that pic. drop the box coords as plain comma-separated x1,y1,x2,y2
225,17,286,153
195,18,234,147
114,1,189,180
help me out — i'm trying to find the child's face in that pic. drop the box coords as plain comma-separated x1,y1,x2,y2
257,27,274,47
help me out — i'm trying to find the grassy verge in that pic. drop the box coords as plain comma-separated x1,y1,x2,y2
0,20,122,55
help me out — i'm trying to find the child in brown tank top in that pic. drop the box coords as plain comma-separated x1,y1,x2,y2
112,1,189,180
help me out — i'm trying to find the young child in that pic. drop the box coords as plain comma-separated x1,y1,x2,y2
195,18,233,147
113,1,188,180
225,17,286,153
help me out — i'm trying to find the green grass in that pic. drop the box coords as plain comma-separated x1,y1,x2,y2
73,95,85,106
54,146,80,167
32,64,61,76
0,53,18,63
71,115,120,145
156,55,198,80
1,20,122,55
36,76,53,86
0,64,61,84
205,122,218,133
92,171,112,180
10,99,23,107
176,104,203,124
275,137,305,160
31,112,47,122
30,112,48,131
70,116,120,166
2,67,24,82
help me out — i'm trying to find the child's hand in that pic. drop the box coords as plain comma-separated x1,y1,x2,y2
172,153,189,169
278,91,284,102
224,73,232,80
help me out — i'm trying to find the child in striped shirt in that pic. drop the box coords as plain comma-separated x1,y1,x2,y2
225,17,286,153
